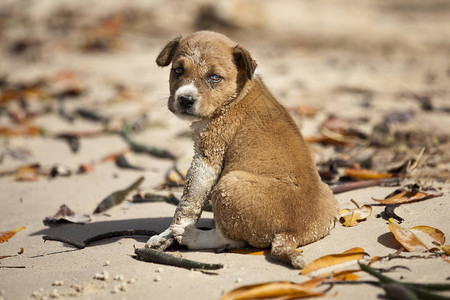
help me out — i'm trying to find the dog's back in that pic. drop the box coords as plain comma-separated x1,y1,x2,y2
207,76,338,266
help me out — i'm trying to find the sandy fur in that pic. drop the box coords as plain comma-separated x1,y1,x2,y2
148,31,339,268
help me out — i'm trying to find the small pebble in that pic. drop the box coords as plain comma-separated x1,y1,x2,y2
103,260,110,266
93,270,109,281
119,283,127,292
153,275,161,282
155,267,164,273
52,281,64,286
126,276,137,284
235,278,242,283
49,289,59,299
111,286,119,294
114,274,124,281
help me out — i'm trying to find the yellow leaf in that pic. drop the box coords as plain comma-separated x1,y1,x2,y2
301,247,368,275
339,204,372,227
331,269,360,281
373,190,443,205
220,278,325,300
0,226,26,243
441,245,450,255
228,248,271,255
345,168,393,180
388,219,445,252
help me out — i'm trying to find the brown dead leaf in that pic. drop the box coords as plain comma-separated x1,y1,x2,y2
44,205,91,225
388,218,445,252
0,125,42,137
345,168,393,180
0,226,26,243
339,200,372,227
301,247,368,275
15,165,40,181
228,248,302,256
373,190,443,204
220,278,326,300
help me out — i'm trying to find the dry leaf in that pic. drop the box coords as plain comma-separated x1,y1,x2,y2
345,168,393,180
373,190,443,205
228,248,302,256
301,247,368,275
0,226,26,243
388,218,445,252
440,245,450,255
339,200,372,227
44,205,91,225
228,248,271,255
330,269,360,281
0,126,42,137
220,278,325,300
15,165,40,182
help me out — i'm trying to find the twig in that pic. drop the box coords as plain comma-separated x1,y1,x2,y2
122,122,176,160
330,178,401,194
43,229,158,249
134,247,223,270
0,265,26,268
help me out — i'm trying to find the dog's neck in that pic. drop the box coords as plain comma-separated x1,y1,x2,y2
190,76,257,135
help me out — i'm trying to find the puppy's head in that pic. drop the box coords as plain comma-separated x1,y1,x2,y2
156,31,257,121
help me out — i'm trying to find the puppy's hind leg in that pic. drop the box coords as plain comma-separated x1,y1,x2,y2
171,223,246,250
271,233,306,269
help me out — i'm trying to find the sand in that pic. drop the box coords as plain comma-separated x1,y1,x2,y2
1,1,449,299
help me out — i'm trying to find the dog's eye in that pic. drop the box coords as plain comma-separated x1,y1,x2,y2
173,67,184,76
208,74,222,83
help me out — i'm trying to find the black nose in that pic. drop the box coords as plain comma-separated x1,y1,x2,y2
178,95,196,109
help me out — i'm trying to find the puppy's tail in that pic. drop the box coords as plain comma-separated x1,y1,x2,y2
271,233,306,269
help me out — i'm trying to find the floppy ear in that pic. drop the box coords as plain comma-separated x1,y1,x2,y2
233,45,257,80
156,35,182,67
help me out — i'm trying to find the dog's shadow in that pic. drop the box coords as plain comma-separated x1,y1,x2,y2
31,217,215,249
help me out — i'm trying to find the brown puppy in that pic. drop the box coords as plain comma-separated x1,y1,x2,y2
146,31,338,268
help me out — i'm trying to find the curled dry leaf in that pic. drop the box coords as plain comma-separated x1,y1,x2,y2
339,200,372,227
345,168,393,180
0,226,26,243
301,247,368,275
388,218,445,252
373,189,443,205
44,204,91,225
220,278,326,300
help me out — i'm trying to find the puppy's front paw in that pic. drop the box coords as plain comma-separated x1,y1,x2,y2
171,223,199,249
146,228,172,248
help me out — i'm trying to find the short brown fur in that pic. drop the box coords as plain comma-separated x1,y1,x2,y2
150,31,338,268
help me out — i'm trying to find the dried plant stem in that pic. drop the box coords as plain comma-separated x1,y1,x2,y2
134,247,223,270
330,178,401,194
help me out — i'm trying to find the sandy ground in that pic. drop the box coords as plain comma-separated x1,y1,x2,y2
1,1,450,299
